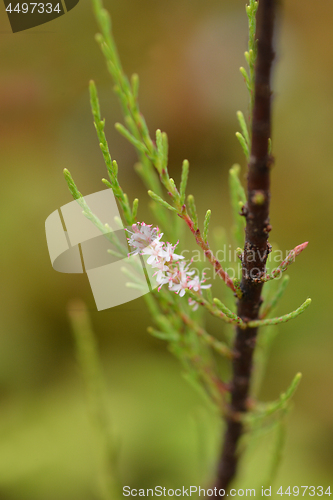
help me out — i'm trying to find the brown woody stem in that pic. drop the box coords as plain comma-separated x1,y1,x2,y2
211,0,276,495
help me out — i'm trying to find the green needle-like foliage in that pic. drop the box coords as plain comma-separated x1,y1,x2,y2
79,0,311,414
236,131,250,159
147,326,179,343
237,110,250,147
229,164,246,247
244,0,259,118
187,194,198,230
260,275,290,319
248,299,311,328
247,372,302,425
203,210,211,243
89,81,134,225
68,301,121,500
179,159,189,206
71,0,312,407
213,297,241,322
236,111,250,160
148,190,178,212
61,0,312,491
186,290,245,327
246,373,301,487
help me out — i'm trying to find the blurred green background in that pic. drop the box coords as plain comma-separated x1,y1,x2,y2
0,0,332,498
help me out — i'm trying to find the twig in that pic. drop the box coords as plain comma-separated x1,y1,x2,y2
181,211,237,293
212,0,276,494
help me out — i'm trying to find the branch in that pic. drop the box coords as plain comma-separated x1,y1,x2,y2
260,242,308,282
186,290,245,328
179,311,234,359
181,211,237,293
259,274,289,318
247,298,311,328
213,0,276,494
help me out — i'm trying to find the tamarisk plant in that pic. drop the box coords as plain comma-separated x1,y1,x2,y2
64,0,311,495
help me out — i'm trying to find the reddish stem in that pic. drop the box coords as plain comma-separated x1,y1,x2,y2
181,212,236,293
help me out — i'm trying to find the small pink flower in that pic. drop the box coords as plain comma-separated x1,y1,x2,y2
167,261,194,297
141,240,166,265
126,222,209,312
162,241,184,263
126,222,162,255
188,273,211,293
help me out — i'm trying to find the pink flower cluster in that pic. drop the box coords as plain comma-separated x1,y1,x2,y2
126,222,210,310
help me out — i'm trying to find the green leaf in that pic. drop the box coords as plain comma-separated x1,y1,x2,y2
131,73,139,100
236,110,250,146
240,66,251,90
63,169,82,200
247,298,311,328
102,178,112,189
203,210,211,243
155,129,169,173
236,131,250,159
248,372,302,425
229,164,246,204
205,287,213,304
147,326,179,342
260,275,290,319
187,290,245,327
132,198,139,220
229,164,246,247
180,159,189,205
168,178,180,204
125,282,147,291
147,190,178,212
89,80,102,124
213,298,239,321
115,122,149,154
155,314,180,340
187,194,198,230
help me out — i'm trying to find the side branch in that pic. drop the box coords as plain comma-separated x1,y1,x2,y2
181,212,237,293
260,242,308,282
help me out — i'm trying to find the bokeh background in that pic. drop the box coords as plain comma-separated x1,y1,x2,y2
0,0,332,498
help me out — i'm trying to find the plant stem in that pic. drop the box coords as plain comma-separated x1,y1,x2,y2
212,0,276,494
68,300,121,500
181,212,236,293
